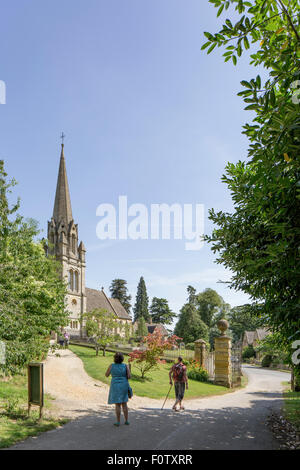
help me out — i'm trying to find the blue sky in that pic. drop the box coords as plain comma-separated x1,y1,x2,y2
0,0,261,321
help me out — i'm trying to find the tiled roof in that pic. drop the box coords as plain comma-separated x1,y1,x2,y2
85,287,131,320
256,328,269,341
146,323,169,336
109,298,131,320
244,331,255,345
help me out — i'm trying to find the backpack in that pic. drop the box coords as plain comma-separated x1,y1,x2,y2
173,363,184,381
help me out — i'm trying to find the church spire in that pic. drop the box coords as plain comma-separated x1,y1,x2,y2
52,140,73,225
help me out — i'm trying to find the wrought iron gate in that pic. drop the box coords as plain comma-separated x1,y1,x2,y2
231,344,242,386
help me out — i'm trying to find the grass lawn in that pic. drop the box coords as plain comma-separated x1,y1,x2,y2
0,373,68,449
70,344,230,400
282,382,300,432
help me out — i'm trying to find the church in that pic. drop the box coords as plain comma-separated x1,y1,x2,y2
47,141,132,338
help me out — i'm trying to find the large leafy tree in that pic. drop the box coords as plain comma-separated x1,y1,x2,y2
174,303,209,344
109,279,132,314
133,276,150,322
202,0,300,380
150,297,176,325
0,161,68,375
196,288,227,328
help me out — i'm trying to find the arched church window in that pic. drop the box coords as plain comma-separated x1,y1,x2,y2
68,270,74,290
74,271,79,292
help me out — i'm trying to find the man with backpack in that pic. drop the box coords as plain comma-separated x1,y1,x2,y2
169,356,188,411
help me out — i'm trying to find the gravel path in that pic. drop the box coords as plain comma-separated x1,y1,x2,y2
11,349,291,450
42,349,162,418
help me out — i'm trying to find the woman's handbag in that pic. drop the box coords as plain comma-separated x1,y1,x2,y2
126,364,133,399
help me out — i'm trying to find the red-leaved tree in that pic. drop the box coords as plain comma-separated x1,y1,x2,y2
128,331,181,379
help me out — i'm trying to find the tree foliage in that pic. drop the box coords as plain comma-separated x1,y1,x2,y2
82,308,118,356
136,316,148,338
202,1,300,360
196,288,228,328
0,161,68,375
109,279,132,314
174,303,209,344
228,304,263,343
150,297,176,325
133,276,150,322
128,331,180,379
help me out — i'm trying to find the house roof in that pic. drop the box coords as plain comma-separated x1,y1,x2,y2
85,287,131,320
244,328,269,345
244,331,255,345
256,328,269,341
146,323,169,336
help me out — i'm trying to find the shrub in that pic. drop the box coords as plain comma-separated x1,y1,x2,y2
262,355,273,368
242,345,256,360
185,343,195,351
187,368,209,382
186,359,209,382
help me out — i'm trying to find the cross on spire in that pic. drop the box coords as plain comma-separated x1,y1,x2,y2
60,132,65,145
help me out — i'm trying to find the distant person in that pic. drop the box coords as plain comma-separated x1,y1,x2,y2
63,332,69,348
58,331,65,348
169,356,188,411
105,352,131,426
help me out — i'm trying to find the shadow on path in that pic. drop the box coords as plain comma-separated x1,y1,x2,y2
11,395,282,450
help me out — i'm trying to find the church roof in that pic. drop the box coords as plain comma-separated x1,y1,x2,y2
85,287,131,320
109,298,131,320
53,144,73,225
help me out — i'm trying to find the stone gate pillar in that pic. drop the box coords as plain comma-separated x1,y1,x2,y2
194,339,206,368
214,319,232,388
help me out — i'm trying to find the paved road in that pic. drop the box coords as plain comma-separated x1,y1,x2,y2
11,365,290,450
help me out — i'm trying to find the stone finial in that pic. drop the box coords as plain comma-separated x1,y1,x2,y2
217,319,229,336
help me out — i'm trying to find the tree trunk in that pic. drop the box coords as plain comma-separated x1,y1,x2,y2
96,346,99,356
103,348,106,356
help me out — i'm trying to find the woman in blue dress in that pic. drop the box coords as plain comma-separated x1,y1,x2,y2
105,352,131,426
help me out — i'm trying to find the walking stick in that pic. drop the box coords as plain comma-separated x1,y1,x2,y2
161,384,173,410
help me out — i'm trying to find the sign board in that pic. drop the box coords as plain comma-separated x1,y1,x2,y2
28,362,44,407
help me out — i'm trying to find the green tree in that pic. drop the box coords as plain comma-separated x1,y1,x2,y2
82,309,118,356
196,288,225,328
0,161,68,376
150,297,176,325
187,285,197,305
174,303,209,344
136,316,148,338
228,304,263,343
109,279,132,314
133,276,150,322
202,1,300,385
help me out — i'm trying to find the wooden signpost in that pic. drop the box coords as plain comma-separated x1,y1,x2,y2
28,362,44,419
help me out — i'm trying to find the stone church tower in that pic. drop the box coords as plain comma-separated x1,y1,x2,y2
48,143,86,336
